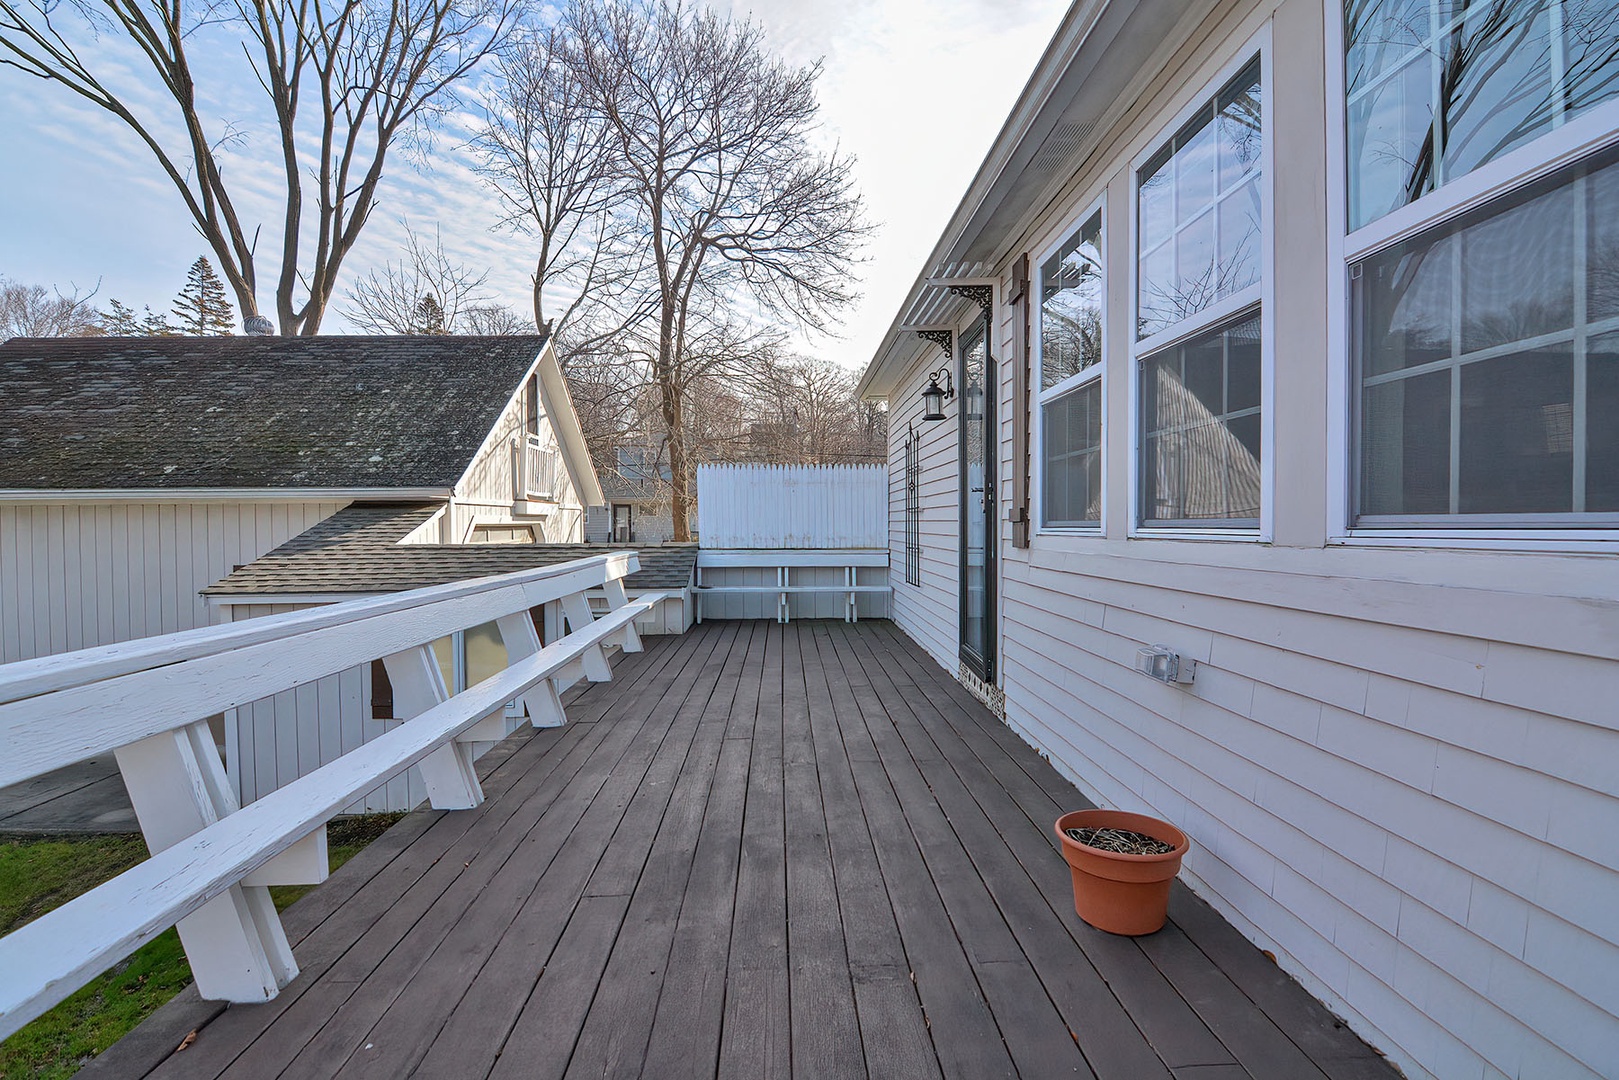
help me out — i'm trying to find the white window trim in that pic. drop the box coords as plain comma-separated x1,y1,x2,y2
1034,194,1108,536
1127,26,1275,541
1323,1,1619,548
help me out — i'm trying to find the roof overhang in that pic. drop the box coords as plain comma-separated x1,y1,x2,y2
857,0,1212,400
0,487,453,504
534,339,606,506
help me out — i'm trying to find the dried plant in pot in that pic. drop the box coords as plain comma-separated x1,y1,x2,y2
1054,809,1190,936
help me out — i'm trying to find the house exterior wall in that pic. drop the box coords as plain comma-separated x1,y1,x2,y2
0,499,346,664
450,374,585,544
888,359,962,674
884,2,1619,1078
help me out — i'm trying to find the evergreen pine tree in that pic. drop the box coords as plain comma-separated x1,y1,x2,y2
410,292,448,334
140,307,177,335
100,299,140,335
173,256,236,335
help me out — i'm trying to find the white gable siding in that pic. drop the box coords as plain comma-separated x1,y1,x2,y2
0,500,345,664
450,374,584,543
880,1,1619,1078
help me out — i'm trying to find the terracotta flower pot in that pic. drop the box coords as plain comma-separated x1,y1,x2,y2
1054,809,1190,936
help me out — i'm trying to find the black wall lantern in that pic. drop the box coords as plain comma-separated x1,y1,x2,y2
921,365,955,422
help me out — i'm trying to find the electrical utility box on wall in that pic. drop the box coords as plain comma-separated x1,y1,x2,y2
1136,645,1196,685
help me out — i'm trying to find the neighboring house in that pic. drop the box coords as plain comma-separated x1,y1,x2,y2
0,333,602,663
585,445,691,543
858,4,1619,1080
0,333,636,808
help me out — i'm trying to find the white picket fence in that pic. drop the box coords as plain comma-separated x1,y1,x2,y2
0,553,670,1039
696,464,886,548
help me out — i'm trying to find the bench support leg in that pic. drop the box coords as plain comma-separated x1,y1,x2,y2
115,722,298,1003
562,592,614,683
601,578,643,652
384,646,484,810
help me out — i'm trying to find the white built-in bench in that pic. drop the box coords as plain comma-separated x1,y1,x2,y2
0,553,671,1040
694,550,889,623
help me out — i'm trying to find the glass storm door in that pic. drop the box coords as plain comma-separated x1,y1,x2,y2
959,314,996,681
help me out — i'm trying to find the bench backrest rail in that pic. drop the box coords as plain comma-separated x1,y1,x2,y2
0,554,667,1040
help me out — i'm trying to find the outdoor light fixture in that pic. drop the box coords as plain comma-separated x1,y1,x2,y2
921,366,955,421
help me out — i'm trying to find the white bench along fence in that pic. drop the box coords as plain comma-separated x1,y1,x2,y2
695,550,889,623
0,553,670,1040
694,464,890,622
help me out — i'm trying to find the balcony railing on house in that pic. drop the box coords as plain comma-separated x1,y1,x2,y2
514,433,563,502
0,554,671,1040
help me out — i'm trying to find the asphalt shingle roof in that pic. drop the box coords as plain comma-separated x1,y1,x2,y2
0,334,549,490
204,503,696,595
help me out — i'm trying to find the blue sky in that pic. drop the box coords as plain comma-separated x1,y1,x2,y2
0,0,1066,368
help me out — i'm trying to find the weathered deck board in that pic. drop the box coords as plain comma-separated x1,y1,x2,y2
107,620,1400,1080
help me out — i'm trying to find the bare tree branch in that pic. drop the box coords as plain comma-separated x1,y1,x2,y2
0,0,517,334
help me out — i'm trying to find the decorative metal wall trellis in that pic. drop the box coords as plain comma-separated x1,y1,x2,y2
904,423,922,586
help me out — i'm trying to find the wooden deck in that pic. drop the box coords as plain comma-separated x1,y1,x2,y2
102,620,1398,1080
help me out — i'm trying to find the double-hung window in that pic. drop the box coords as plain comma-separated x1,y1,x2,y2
1038,207,1105,529
1134,54,1266,532
1343,0,1619,531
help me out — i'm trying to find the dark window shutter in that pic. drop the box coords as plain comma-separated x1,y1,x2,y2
371,659,395,720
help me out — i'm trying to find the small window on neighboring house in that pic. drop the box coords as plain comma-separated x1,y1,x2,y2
1038,207,1104,528
904,423,922,585
370,659,394,720
526,373,541,435
470,524,537,543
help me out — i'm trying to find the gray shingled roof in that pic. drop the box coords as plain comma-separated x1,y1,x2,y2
0,334,549,490
204,503,696,595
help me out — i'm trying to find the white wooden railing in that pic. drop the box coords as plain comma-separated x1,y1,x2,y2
514,433,563,501
0,553,670,1040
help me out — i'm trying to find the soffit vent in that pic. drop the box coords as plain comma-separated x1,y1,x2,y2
1027,120,1095,177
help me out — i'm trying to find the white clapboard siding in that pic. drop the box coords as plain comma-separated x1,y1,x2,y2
696,464,887,549
0,555,663,1038
0,501,346,665
886,352,961,675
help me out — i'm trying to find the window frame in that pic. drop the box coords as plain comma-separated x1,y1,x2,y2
1128,30,1275,541
1325,0,1619,549
1033,195,1108,535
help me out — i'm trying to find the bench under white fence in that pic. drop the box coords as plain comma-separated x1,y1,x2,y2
0,553,671,1040
694,550,890,623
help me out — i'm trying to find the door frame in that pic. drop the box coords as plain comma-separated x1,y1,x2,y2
958,309,997,683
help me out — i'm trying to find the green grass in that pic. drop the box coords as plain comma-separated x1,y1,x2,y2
0,814,406,1080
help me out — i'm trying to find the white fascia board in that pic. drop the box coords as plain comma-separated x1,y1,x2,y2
536,340,606,506
0,488,452,504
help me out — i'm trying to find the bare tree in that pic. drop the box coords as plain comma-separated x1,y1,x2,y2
344,223,493,334
564,0,871,539
0,276,102,337
0,0,515,335
476,23,640,338
461,303,531,335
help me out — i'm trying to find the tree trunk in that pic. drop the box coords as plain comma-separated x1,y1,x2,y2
658,303,690,542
